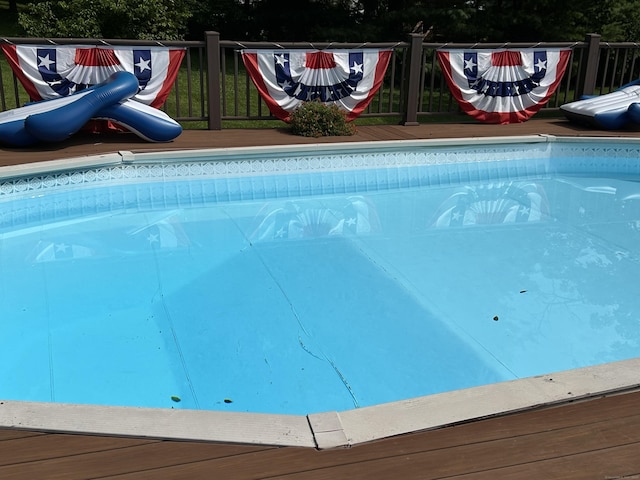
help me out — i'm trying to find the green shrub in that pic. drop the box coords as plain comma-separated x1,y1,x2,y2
289,101,356,138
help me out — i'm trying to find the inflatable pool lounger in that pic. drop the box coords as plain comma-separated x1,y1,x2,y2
0,71,182,147
560,81,640,130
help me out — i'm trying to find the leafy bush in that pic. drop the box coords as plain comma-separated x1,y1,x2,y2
289,101,356,138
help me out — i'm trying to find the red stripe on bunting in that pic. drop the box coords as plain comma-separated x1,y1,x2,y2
242,51,291,122
306,51,336,69
0,44,43,101
75,48,121,66
491,51,522,66
345,50,392,121
437,51,520,124
150,49,185,108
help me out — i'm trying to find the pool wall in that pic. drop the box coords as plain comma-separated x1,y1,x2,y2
1,135,640,448
1,135,640,218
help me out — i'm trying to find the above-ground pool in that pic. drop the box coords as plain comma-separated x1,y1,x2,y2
1,135,640,447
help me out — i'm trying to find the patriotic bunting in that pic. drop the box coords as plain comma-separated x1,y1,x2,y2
437,49,571,124
1,45,185,108
241,49,392,122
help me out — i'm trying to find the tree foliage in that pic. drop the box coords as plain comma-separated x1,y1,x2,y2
16,0,640,42
599,0,640,42
18,0,193,40
187,0,252,41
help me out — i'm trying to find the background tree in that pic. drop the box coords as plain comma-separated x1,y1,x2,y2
15,0,640,42
18,0,194,40
599,0,640,42
471,0,610,42
186,0,254,40
249,0,355,41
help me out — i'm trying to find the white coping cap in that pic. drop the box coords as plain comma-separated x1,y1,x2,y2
1,358,639,449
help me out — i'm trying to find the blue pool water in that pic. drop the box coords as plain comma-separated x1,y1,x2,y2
1,138,639,415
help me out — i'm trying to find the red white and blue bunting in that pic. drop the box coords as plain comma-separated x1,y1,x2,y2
437,48,571,124
241,49,392,122
1,45,185,108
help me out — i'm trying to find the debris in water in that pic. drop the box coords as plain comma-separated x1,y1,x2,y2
224,398,233,404
493,315,499,321
171,396,181,402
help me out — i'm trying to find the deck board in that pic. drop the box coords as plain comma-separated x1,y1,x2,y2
261,415,640,479
451,445,640,480
2,392,638,479
0,440,272,479
1,119,640,479
0,430,45,441
0,434,155,466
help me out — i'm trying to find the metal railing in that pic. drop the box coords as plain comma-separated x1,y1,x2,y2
0,32,638,129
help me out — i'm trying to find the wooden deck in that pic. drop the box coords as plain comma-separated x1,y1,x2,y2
2,117,640,479
2,391,640,479
2,116,640,166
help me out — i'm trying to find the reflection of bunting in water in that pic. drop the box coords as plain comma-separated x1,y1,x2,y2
431,182,549,227
29,240,97,263
250,196,381,241
437,49,571,124
27,212,190,263
129,215,190,249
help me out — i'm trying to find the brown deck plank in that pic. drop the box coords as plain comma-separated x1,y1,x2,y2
450,444,640,480
0,430,45,441
258,415,640,480
0,433,156,466
0,440,272,480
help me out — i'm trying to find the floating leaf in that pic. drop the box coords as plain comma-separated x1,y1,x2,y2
224,398,233,404
171,396,181,402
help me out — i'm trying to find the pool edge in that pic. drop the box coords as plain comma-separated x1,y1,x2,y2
332,357,640,448
3,135,640,181
1,358,639,449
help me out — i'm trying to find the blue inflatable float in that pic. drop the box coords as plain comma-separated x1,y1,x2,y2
94,99,183,143
560,80,640,130
0,71,182,147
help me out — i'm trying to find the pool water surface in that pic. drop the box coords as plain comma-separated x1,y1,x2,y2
1,137,639,416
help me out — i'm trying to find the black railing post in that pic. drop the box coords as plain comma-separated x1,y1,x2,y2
403,33,423,126
205,31,222,130
577,33,601,98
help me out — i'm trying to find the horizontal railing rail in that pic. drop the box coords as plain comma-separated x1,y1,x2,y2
0,33,637,130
